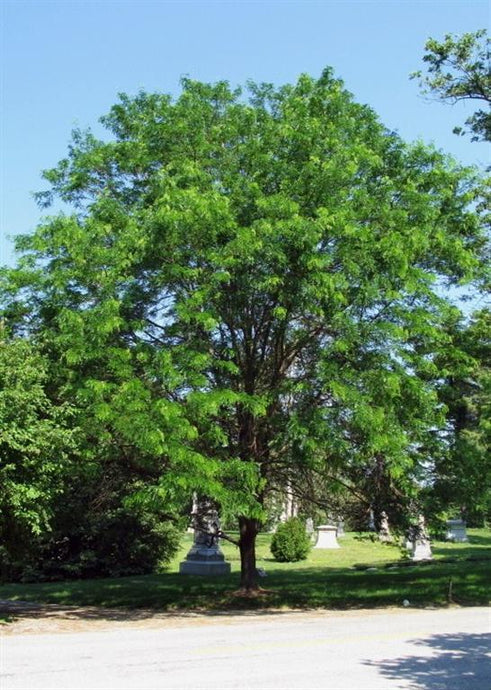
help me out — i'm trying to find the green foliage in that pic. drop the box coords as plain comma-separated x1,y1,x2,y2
32,509,181,582
0,331,183,582
1,70,489,585
270,518,311,562
1,473,183,583
0,335,78,560
412,29,491,142
425,308,491,524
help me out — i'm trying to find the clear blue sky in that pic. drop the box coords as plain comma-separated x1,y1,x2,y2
1,0,489,267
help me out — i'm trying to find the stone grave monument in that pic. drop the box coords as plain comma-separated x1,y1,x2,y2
378,511,391,543
445,519,468,542
411,514,432,561
314,524,340,549
179,498,231,576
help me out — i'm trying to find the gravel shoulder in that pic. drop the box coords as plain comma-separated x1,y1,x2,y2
0,598,467,636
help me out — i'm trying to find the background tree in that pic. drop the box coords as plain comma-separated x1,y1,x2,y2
0,333,78,578
424,308,491,525
412,29,490,142
0,298,185,583
2,71,488,589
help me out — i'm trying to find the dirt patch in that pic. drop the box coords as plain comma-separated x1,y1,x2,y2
0,600,237,635
0,599,435,637
0,600,312,636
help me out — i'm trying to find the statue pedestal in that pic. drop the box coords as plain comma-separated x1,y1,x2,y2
314,525,340,549
179,535,231,576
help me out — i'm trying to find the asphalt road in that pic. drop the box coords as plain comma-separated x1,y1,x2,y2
1,606,490,689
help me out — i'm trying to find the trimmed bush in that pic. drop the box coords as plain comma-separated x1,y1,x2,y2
271,517,311,562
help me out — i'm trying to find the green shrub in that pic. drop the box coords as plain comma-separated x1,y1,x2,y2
271,517,311,562
39,507,183,580
1,505,183,583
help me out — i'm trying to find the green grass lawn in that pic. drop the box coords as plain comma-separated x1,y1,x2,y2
0,529,489,613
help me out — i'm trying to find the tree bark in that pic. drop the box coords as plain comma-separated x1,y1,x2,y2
238,516,260,591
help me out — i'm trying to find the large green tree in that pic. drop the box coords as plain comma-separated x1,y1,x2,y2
2,71,487,589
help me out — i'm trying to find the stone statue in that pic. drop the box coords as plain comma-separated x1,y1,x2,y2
192,498,221,547
179,497,231,575
378,511,391,543
411,514,432,561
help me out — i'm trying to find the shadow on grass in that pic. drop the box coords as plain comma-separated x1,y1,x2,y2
460,534,491,546
0,596,300,624
433,543,491,559
0,558,489,621
364,632,491,690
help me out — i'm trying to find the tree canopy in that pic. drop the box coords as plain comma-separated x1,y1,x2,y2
2,70,488,588
412,29,491,142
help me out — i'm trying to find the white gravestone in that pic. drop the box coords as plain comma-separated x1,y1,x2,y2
446,519,468,542
411,515,432,561
314,524,340,549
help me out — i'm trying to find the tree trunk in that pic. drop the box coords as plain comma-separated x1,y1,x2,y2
238,516,259,591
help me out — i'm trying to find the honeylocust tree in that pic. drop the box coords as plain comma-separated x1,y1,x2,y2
3,71,487,589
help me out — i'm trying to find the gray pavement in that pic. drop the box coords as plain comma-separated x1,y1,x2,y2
1,606,490,689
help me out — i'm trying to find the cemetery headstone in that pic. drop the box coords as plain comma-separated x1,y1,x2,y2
445,519,468,543
411,514,432,561
314,524,340,549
